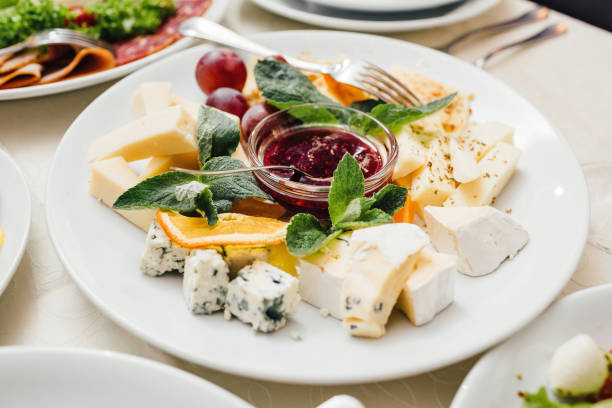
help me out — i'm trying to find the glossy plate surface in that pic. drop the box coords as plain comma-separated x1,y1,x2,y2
451,285,612,407
0,0,228,101
47,31,588,384
0,347,252,408
248,0,498,32
0,148,31,296
305,0,460,12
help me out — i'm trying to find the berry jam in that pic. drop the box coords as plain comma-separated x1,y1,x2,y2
263,127,383,185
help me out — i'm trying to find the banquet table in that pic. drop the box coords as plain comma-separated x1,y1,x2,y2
1,0,611,406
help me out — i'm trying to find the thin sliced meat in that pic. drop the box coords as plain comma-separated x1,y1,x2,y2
113,0,211,65
0,49,40,74
39,47,115,84
0,63,43,89
0,53,13,66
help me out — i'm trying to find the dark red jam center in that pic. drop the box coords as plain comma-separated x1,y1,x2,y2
263,127,383,185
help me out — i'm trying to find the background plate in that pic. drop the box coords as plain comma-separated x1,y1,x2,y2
0,0,229,101
47,31,588,384
0,148,31,296
0,347,252,408
305,0,461,13
248,0,499,32
451,284,612,408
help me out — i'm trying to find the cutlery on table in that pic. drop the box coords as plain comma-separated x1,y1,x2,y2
179,17,422,107
436,6,550,54
473,23,567,69
0,28,115,57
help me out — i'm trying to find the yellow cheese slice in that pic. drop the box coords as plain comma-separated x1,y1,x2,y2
132,82,172,117
89,157,155,231
444,142,520,207
88,106,196,162
171,94,201,122
392,128,427,181
459,122,514,162
139,152,199,180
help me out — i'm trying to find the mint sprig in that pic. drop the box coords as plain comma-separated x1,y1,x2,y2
112,106,270,226
286,154,407,256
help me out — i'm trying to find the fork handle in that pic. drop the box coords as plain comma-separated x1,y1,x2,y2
438,6,550,53
179,17,327,74
474,23,567,69
0,42,26,57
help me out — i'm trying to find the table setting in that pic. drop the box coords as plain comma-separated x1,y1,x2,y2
1,0,611,406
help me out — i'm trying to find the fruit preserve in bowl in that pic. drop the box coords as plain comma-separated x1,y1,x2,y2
246,103,397,217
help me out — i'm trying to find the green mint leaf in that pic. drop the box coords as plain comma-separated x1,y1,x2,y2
371,184,407,216
112,172,201,212
350,99,385,113
286,213,342,256
200,156,271,214
196,105,240,164
328,153,365,226
334,196,375,225
335,208,393,230
194,188,218,226
369,93,457,133
254,59,335,109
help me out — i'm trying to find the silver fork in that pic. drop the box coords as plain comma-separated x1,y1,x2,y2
0,28,115,57
473,23,567,69
179,17,422,107
436,6,550,54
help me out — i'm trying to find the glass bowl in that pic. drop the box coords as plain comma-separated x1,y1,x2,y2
246,103,398,217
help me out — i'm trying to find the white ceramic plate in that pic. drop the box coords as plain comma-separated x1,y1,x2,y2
451,284,612,407
0,0,228,101
0,347,252,407
248,0,499,32
47,31,588,384
0,148,31,296
305,0,460,13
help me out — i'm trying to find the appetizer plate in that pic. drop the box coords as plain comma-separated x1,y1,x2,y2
305,0,461,13
0,147,31,296
0,0,228,102
47,31,588,384
248,0,499,32
451,284,612,408
0,347,252,408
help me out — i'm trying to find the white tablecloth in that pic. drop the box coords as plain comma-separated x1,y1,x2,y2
1,0,611,406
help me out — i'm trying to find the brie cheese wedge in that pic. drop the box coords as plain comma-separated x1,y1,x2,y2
424,205,529,277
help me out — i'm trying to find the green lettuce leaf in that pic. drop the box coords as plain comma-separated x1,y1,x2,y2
520,387,612,408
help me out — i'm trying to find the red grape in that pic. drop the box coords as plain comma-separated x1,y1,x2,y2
195,48,247,95
241,103,277,140
265,55,288,63
206,88,249,118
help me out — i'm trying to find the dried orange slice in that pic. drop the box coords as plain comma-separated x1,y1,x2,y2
157,211,288,248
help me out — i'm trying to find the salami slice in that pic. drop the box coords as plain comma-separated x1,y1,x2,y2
113,0,212,66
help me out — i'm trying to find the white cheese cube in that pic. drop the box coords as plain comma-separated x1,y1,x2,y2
140,220,190,277
342,224,429,338
444,142,520,207
450,137,479,183
89,157,155,231
549,334,609,398
183,249,230,314
409,137,456,218
224,261,300,332
88,106,196,162
132,82,172,117
297,232,353,319
392,128,426,180
397,247,456,326
424,206,529,277
223,245,270,275
461,122,514,162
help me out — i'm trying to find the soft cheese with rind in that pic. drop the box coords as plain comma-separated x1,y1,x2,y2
424,205,529,277
141,220,190,276
88,106,196,162
224,261,300,332
132,82,172,117
183,249,230,314
298,232,353,319
342,224,429,338
397,247,456,326
89,156,155,231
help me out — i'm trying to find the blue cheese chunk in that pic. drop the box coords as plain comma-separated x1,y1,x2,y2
183,249,230,314
140,220,189,276
224,261,300,332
